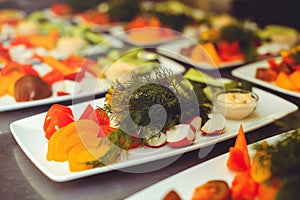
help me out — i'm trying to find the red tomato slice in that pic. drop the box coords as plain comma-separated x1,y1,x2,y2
43,104,74,140
1,61,38,76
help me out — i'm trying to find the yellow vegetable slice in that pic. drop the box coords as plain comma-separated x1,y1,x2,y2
251,141,272,183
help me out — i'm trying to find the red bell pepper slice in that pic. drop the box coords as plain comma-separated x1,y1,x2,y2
293,64,300,71
218,40,244,62
0,44,11,63
267,58,279,69
64,71,85,82
61,54,85,69
42,69,64,86
10,36,33,48
57,91,69,96
43,104,74,140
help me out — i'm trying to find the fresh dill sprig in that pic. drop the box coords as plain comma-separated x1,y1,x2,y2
253,129,300,200
104,68,211,142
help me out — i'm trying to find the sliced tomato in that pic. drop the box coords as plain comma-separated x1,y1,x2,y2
43,104,74,140
1,61,38,76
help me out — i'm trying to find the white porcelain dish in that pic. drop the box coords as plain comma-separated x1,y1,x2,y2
10,87,297,182
126,131,289,200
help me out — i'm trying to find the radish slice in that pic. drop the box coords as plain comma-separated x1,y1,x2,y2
166,124,195,148
145,133,167,148
201,113,226,135
187,116,202,132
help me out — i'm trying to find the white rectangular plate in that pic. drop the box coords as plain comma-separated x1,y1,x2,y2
126,131,290,200
0,53,185,112
10,87,297,182
156,38,244,70
232,57,300,98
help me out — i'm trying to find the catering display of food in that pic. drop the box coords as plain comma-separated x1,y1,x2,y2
2,1,300,199
10,67,297,182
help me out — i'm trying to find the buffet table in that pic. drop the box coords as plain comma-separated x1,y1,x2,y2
1,1,300,199
0,57,299,199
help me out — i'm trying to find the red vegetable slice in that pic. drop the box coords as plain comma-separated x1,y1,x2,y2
64,71,85,82
255,68,278,82
231,171,258,200
42,69,64,86
43,104,74,140
227,125,250,172
79,104,110,126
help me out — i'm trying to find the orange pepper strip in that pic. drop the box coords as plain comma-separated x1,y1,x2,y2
34,54,77,75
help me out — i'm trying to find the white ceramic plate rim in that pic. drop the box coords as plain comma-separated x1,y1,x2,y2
232,57,300,98
0,53,185,112
126,131,290,200
9,87,297,182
